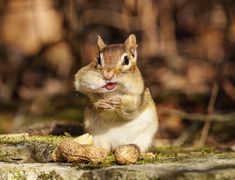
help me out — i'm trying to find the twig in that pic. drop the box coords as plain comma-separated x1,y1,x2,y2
159,108,235,122
197,81,219,146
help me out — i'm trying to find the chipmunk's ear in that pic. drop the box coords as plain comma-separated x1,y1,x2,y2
97,35,106,50
125,34,137,59
125,34,137,49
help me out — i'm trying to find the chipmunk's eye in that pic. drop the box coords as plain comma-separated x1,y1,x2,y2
97,55,102,66
122,55,129,65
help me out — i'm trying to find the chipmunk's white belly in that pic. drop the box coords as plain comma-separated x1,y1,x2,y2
86,106,158,152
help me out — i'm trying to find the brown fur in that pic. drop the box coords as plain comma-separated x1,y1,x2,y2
74,34,158,152
100,44,125,68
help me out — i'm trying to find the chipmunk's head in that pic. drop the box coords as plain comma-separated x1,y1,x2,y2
94,34,138,91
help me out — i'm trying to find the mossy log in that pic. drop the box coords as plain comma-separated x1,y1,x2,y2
0,135,66,163
1,135,235,179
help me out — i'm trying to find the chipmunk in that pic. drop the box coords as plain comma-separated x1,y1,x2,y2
74,34,158,152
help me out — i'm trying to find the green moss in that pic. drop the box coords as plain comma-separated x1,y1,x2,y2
0,135,70,146
0,149,8,161
140,146,235,164
75,154,116,170
137,157,156,164
152,146,220,157
11,171,27,180
0,135,72,163
37,171,63,180
102,154,116,165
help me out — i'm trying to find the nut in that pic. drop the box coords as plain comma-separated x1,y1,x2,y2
114,144,140,165
73,133,93,145
140,152,155,160
52,139,108,164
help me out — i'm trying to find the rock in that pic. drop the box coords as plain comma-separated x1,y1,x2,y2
0,139,58,163
2,157,235,179
0,134,108,164
114,144,140,165
2,135,235,179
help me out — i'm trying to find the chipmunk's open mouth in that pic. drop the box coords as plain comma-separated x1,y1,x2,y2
103,82,117,90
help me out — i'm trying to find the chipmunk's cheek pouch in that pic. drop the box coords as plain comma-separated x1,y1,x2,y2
81,71,105,91
87,81,105,91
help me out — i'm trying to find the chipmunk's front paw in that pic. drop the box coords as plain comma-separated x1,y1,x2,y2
95,99,113,110
108,97,122,108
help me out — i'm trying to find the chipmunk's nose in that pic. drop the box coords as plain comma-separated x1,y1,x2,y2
103,70,114,80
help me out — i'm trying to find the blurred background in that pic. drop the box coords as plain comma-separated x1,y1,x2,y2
0,0,235,148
